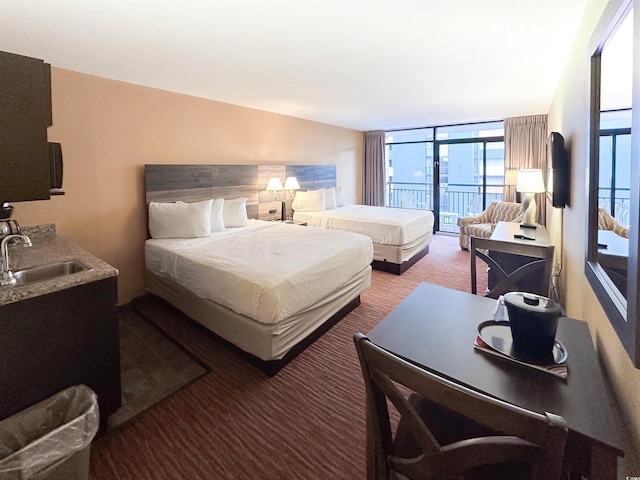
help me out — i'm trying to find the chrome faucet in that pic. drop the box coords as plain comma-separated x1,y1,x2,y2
1,234,32,286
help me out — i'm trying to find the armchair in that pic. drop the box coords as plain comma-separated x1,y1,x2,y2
457,201,523,250
598,207,629,238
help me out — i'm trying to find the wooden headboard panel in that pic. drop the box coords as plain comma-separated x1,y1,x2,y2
145,164,337,220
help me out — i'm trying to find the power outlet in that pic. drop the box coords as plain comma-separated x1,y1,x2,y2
269,209,277,214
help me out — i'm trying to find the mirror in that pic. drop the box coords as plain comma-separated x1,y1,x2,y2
586,0,640,367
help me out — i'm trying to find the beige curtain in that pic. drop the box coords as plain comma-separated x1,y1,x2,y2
504,115,548,225
363,130,386,206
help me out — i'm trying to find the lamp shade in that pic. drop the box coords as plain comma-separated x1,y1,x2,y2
516,169,545,193
504,169,519,186
284,176,300,190
266,177,284,191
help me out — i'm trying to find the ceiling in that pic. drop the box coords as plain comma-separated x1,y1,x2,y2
0,0,589,131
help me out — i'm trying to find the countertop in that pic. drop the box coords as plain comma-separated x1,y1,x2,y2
0,224,119,306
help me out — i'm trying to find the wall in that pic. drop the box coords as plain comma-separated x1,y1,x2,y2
11,68,363,304
548,0,640,472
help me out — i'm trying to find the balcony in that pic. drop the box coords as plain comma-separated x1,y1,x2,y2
387,182,504,233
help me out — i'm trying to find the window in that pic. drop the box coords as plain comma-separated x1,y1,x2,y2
386,121,504,232
599,109,631,225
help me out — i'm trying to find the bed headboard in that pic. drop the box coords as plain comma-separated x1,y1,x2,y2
145,164,337,220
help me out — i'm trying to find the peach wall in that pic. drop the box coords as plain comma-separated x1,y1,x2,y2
11,68,363,304
548,0,640,473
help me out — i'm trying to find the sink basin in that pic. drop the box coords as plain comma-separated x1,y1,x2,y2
9,260,91,287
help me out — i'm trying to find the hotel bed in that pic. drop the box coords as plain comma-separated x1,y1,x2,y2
292,189,434,274
144,165,373,374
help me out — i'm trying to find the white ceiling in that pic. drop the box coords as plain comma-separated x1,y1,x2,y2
0,0,589,131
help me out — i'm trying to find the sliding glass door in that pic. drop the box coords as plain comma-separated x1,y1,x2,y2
386,121,505,233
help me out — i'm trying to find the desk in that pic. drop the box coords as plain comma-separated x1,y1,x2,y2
598,230,628,267
367,283,624,479
488,221,552,296
491,220,550,245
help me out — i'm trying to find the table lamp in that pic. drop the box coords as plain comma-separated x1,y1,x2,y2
504,169,520,203
516,169,545,228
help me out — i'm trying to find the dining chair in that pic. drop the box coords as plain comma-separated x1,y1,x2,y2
470,235,555,299
353,333,568,480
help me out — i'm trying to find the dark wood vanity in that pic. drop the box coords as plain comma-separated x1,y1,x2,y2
0,226,121,431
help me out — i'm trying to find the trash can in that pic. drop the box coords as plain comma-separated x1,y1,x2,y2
0,385,99,480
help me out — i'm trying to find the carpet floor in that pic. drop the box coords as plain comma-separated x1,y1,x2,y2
89,233,485,479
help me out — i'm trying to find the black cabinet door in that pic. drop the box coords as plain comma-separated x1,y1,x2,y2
0,51,51,203
0,277,121,430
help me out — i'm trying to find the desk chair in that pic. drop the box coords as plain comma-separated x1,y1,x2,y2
470,236,555,299
353,333,568,480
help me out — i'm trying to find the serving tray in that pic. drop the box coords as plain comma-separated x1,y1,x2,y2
475,320,568,378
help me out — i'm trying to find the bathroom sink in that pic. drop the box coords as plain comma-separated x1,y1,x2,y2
9,260,91,287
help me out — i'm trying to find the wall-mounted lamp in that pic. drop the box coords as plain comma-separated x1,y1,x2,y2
266,176,300,221
516,169,546,228
284,176,300,192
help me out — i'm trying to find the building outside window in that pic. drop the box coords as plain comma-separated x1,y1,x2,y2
385,121,505,233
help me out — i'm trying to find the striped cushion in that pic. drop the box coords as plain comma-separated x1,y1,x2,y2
598,207,629,238
458,201,523,250
485,201,522,223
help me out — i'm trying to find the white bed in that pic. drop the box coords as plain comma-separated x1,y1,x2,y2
145,219,373,374
293,204,434,274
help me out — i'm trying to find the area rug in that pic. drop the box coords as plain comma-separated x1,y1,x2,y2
107,306,209,430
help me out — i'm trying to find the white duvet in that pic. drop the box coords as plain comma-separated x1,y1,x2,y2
145,220,373,325
293,205,434,245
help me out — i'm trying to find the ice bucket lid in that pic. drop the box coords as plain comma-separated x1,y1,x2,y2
503,292,562,316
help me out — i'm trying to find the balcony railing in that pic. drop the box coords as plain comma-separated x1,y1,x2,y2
598,188,631,226
387,181,504,233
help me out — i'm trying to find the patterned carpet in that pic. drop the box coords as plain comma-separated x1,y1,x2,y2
89,233,485,479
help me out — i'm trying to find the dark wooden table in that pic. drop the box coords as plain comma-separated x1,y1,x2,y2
488,221,553,295
367,282,624,479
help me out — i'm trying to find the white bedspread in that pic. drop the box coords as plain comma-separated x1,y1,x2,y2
145,220,373,325
293,205,434,245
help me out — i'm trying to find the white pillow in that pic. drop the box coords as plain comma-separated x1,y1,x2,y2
324,187,337,210
148,199,212,239
292,189,326,212
210,198,225,232
223,197,249,227
335,186,347,207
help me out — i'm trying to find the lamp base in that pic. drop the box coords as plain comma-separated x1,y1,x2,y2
520,223,538,229
520,192,537,228
281,200,286,222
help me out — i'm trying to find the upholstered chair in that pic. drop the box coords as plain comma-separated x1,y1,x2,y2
598,207,629,238
457,201,523,250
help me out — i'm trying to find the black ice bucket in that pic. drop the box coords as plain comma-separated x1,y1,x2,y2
504,292,562,358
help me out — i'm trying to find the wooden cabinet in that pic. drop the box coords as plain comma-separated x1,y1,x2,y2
0,276,121,431
0,50,52,203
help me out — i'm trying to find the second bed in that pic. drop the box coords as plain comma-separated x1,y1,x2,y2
293,204,434,274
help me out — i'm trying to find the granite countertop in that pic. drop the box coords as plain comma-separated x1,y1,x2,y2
0,224,119,306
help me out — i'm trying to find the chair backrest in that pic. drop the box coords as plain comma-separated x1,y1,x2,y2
598,207,629,238
353,333,567,480
485,201,523,224
470,235,555,299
